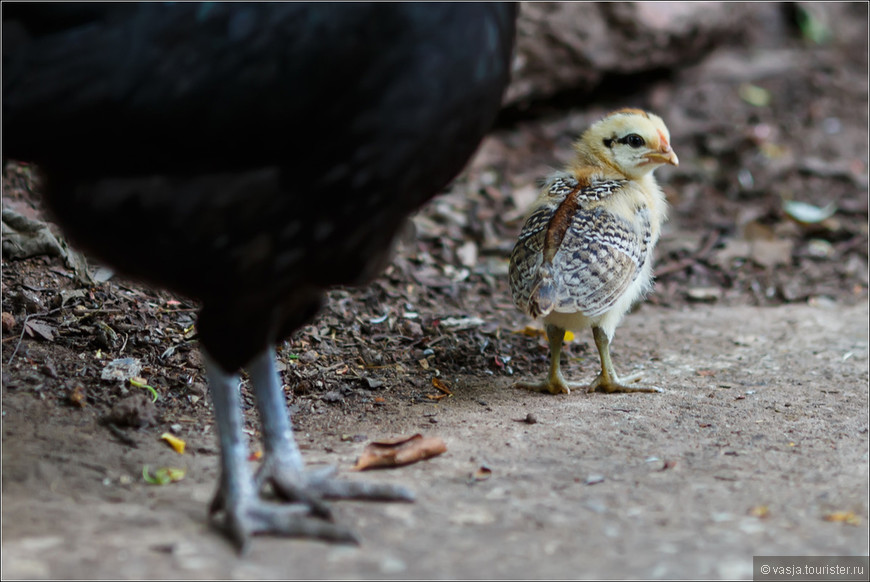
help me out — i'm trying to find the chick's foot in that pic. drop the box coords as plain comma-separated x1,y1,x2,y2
513,378,583,394
586,371,662,394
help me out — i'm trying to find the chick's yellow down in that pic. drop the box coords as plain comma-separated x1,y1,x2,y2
509,108,678,394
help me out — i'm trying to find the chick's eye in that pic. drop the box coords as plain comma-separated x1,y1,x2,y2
623,134,645,148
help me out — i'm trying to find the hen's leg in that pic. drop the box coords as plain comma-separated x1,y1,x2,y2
249,346,415,503
205,352,357,553
587,326,661,394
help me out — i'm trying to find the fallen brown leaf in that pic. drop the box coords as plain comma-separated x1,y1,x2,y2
68,384,87,408
1,312,15,333
432,377,453,395
470,465,492,482
353,433,447,471
23,319,54,341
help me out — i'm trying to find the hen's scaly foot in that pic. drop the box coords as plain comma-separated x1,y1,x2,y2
209,490,358,554
586,371,662,394
256,459,416,504
205,348,415,553
208,459,414,554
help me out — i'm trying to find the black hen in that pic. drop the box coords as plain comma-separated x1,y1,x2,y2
3,2,516,551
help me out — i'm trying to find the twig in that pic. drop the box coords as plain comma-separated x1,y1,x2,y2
7,307,62,366
834,235,868,255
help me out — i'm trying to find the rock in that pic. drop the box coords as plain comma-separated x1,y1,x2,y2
107,394,158,428
506,2,769,107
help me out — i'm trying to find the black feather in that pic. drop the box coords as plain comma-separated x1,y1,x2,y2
3,2,517,371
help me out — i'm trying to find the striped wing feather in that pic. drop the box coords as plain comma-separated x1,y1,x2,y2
509,176,650,319
550,206,650,317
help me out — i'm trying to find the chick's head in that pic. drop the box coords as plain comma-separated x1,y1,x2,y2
574,108,678,179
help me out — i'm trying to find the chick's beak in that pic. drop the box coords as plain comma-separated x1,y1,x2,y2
649,130,678,166
646,142,679,167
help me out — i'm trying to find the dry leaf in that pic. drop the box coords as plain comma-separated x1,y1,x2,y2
23,319,54,341
143,466,186,485
823,511,861,526
432,378,453,395
783,200,837,225
749,505,770,518
160,433,186,454
1,312,15,333
470,465,492,482
68,385,87,408
739,83,771,107
353,433,447,471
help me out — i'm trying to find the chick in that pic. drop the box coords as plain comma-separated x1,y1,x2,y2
509,108,678,394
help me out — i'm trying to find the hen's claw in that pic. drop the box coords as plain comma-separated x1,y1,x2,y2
205,347,415,551
210,496,358,555
255,459,415,505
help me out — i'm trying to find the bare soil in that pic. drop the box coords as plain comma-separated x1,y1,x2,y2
2,9,868,580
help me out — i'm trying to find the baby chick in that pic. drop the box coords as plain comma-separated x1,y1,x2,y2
509,108,678,394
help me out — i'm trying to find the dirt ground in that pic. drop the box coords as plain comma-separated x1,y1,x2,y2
2,5,868,580
0,302,867,580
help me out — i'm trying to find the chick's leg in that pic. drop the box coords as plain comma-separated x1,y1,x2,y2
205,351,355,554
514,324,584,394
249,345,414,502
587,326,661,394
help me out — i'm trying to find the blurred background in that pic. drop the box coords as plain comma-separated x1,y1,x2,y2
434,1,868,313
